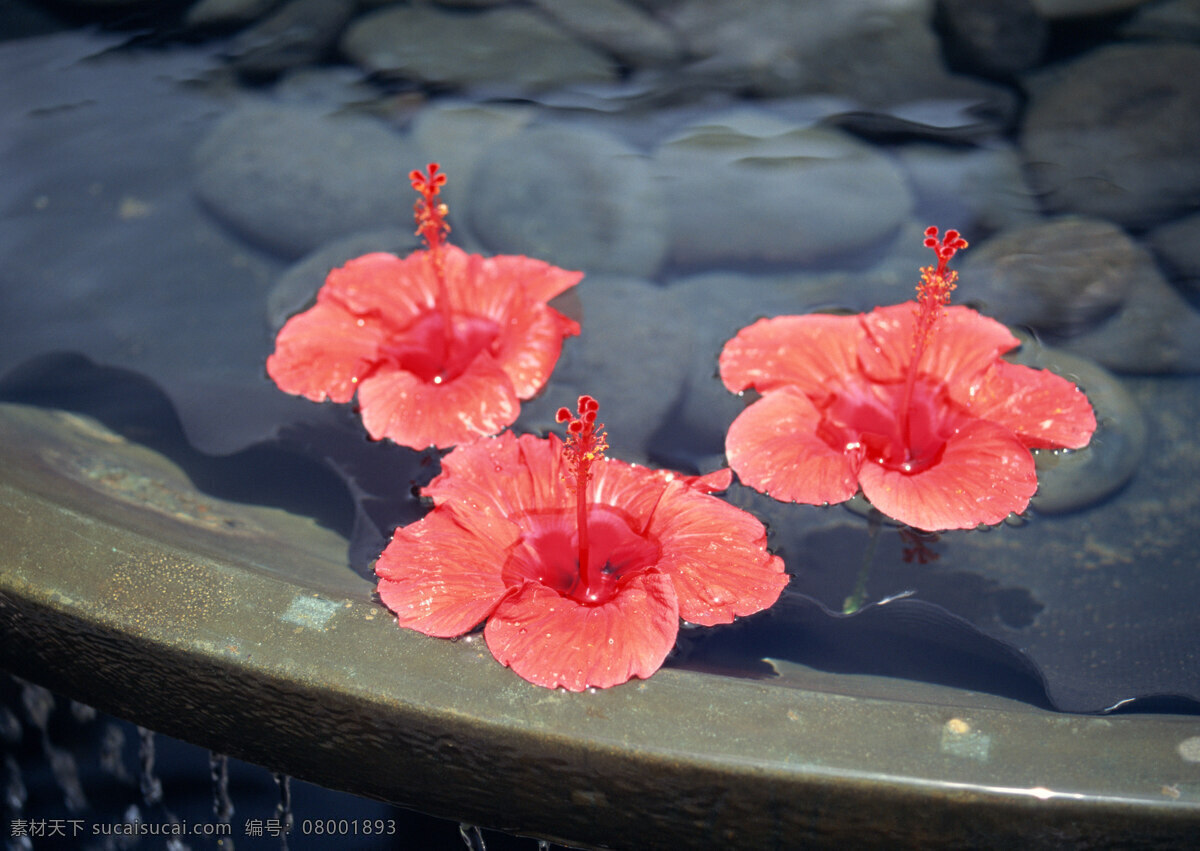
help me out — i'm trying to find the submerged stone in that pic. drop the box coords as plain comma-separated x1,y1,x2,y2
193,101,419,258
655,110,912,268
466,124,668,278
339,5,617,92
1022,43,1200,230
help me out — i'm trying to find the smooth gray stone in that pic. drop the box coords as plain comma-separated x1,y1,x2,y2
655,110,912,268
1147,212,1200,296
528,0,683,67
937,0,1048,77
1022,43,1200,230
516,275,690,463
964,217,1200,373
664,0,1011,110
1119,0,1200,40
1029,0,1152,15
224,0,356,77
339,4,617,92
466,124,668,278
193,100,419,258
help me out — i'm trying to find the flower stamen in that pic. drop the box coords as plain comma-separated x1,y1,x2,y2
556,395,608,593
410,162,454,364
898,226,968,451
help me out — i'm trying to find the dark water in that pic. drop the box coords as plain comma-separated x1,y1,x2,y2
2,0,1200,846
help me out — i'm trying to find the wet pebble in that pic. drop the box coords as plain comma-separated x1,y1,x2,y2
1146,212,1200,297
961,217,1135,337
664,0,1011,109
516,275,691,463
193,101,420,258
528,0,683,68
655,109,912,269
466,124,668,278
963,217,1200,373
1119,0,1200,41
937,0,1048,78
1021,43,1200,230
1029,0,1153,15
339,4,617,93
895,143,1041,234
185,0,280,29
223,0,355,77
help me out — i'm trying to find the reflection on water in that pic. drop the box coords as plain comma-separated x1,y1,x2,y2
1,0,1199,843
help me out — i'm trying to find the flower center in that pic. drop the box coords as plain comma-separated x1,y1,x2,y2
819,379,957,475
502,506,663,605
380,309,500,385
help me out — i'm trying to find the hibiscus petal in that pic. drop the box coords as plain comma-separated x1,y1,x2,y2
491,304,580,399
483,572,679,691
719,314,863,396
462,254,584,315
375,509,513,638
725,387,859,507
955,361,1097,450
356,355,519,449
428,432,571,524
857,419,1038,531
321,251,438,323
267,300,387,403
859,304,1020,386
647,483,788,626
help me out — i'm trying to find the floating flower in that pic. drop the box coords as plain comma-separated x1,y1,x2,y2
374,396,788,691
719,227,1097,532
267,163,583,449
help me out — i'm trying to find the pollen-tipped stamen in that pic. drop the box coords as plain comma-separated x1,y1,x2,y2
897,226,968,452
556,395,608,598
410,162,454,371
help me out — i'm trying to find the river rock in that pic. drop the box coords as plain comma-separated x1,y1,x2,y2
655,109,912,269
664,0,1008,109
1119,0,1200,40
515,275,691,463
964,217,1200,372
224,0,355,77
185,0,281,28
528,0,682,68
1021,43,1200,230
465,124,668,278
896,143,1040,234
339,4,617,93
937,0,1048,78
1029,0,1152,15
1147,212,1200,296
194,100,420,258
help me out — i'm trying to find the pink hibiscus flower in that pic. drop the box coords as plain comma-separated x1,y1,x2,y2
719,227,1097,532
267,163,583,449
375,396,788,691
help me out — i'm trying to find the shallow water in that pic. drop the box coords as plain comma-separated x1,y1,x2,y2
1,0,1199,845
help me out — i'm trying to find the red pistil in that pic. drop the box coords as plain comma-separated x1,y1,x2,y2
556,395,609,597
410,163,454,370
898,226,968,450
